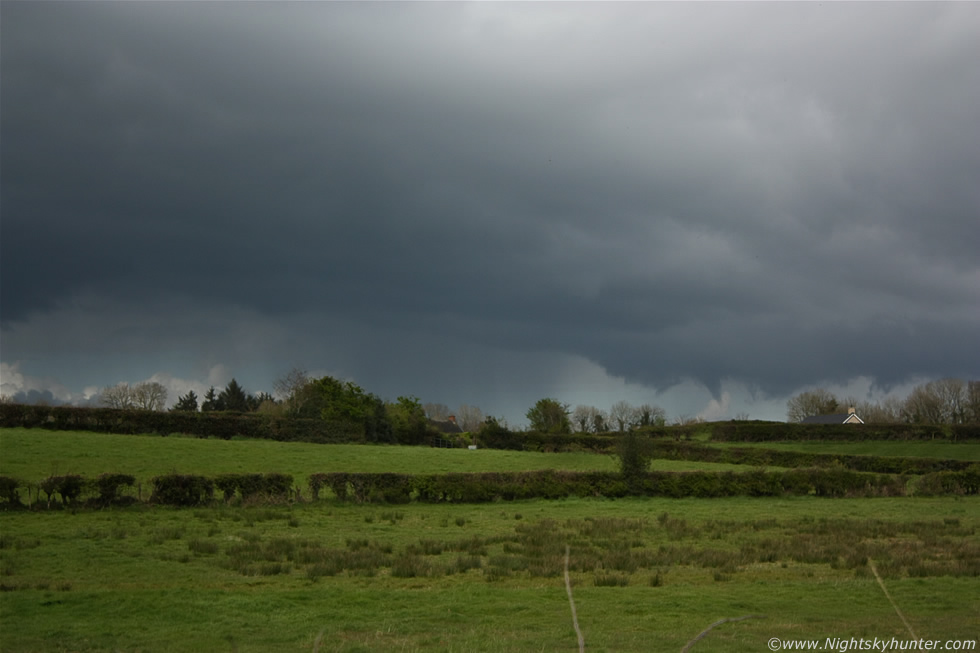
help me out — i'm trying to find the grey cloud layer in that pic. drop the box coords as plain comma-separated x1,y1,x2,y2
2,2,978,403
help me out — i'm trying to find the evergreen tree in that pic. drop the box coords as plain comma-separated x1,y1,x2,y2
201,386,221,412
172,390,199,412
218,379,249,412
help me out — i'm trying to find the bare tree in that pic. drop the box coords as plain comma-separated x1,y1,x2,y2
855,397,902,424
902,378,967,424
273,368,309,402
967,381,980,424
100,381,167,411
592,410,608,434
635,404,666,427
901,384,943,424
423,402,451,420
131,382,167,411
932,378,966,424
456,404,484,432
100,383,135,409
609,400,637,432
572,405,600,433
272,368,311,416
786,389,839,422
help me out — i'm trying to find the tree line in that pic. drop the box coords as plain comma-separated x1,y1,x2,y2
524,398,668,435
164,370,428,444
95,373,674,437
94,373,980,431
786,378,980,424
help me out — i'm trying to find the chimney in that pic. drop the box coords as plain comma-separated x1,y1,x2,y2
447,415,456,423
848,407,856,415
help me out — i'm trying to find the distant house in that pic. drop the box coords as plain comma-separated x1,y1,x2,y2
428,415,464,434
801,407,865,425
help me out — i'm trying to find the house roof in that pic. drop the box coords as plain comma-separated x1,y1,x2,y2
428,418,463,434
800,413,865,424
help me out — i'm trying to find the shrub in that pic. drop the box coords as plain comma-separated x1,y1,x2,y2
39,475,86,506
214,473,294,502
594,572,630,587
150,474,214,507
308,473,329,500
617,431,654,491
94,473,136,506
0,477,22,507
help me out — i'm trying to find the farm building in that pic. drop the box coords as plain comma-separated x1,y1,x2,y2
801,407,865,424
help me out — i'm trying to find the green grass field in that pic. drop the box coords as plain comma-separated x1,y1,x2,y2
0,428,757,491
1,427,978,652
1,497,977,652
707,439,980,461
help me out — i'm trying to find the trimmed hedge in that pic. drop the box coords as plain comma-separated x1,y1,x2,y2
0,404,364,442
94,473,136,506
646,441,973,475
150,474,215,507
6,465,980,509
310,468,923,503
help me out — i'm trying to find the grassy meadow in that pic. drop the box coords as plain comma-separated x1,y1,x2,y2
707,439,980,461
0,428,756,492
1,427,978,652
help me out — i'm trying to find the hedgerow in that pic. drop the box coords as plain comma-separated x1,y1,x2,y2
94,473,136,506
5,465,977,510
313,468,914,503
214,473,294,502
150,474,215,507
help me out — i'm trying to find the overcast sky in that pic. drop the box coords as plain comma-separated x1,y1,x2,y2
2,2,978,425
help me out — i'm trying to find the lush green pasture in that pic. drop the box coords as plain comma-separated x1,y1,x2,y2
1,496,977,652
708,439,980,461
0,428,756,490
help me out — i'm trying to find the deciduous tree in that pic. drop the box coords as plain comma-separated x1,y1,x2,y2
100,383,134,410
609,400,637,432
526,398,571,434
572,405,600,433
786,389,839,422
131,382,167,411
456,404,484,432
100,381,167,411
635,404,666,428
901,378,967,424
423,402,451,421
617,430,653,491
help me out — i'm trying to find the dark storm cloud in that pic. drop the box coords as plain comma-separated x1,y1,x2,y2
2,2,978,410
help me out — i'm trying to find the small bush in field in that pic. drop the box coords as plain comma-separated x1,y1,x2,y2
40,475,86,506
0,476,22,506
594,572,630,587
150,474,214,507
391,554,431,578
95,473,136,506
